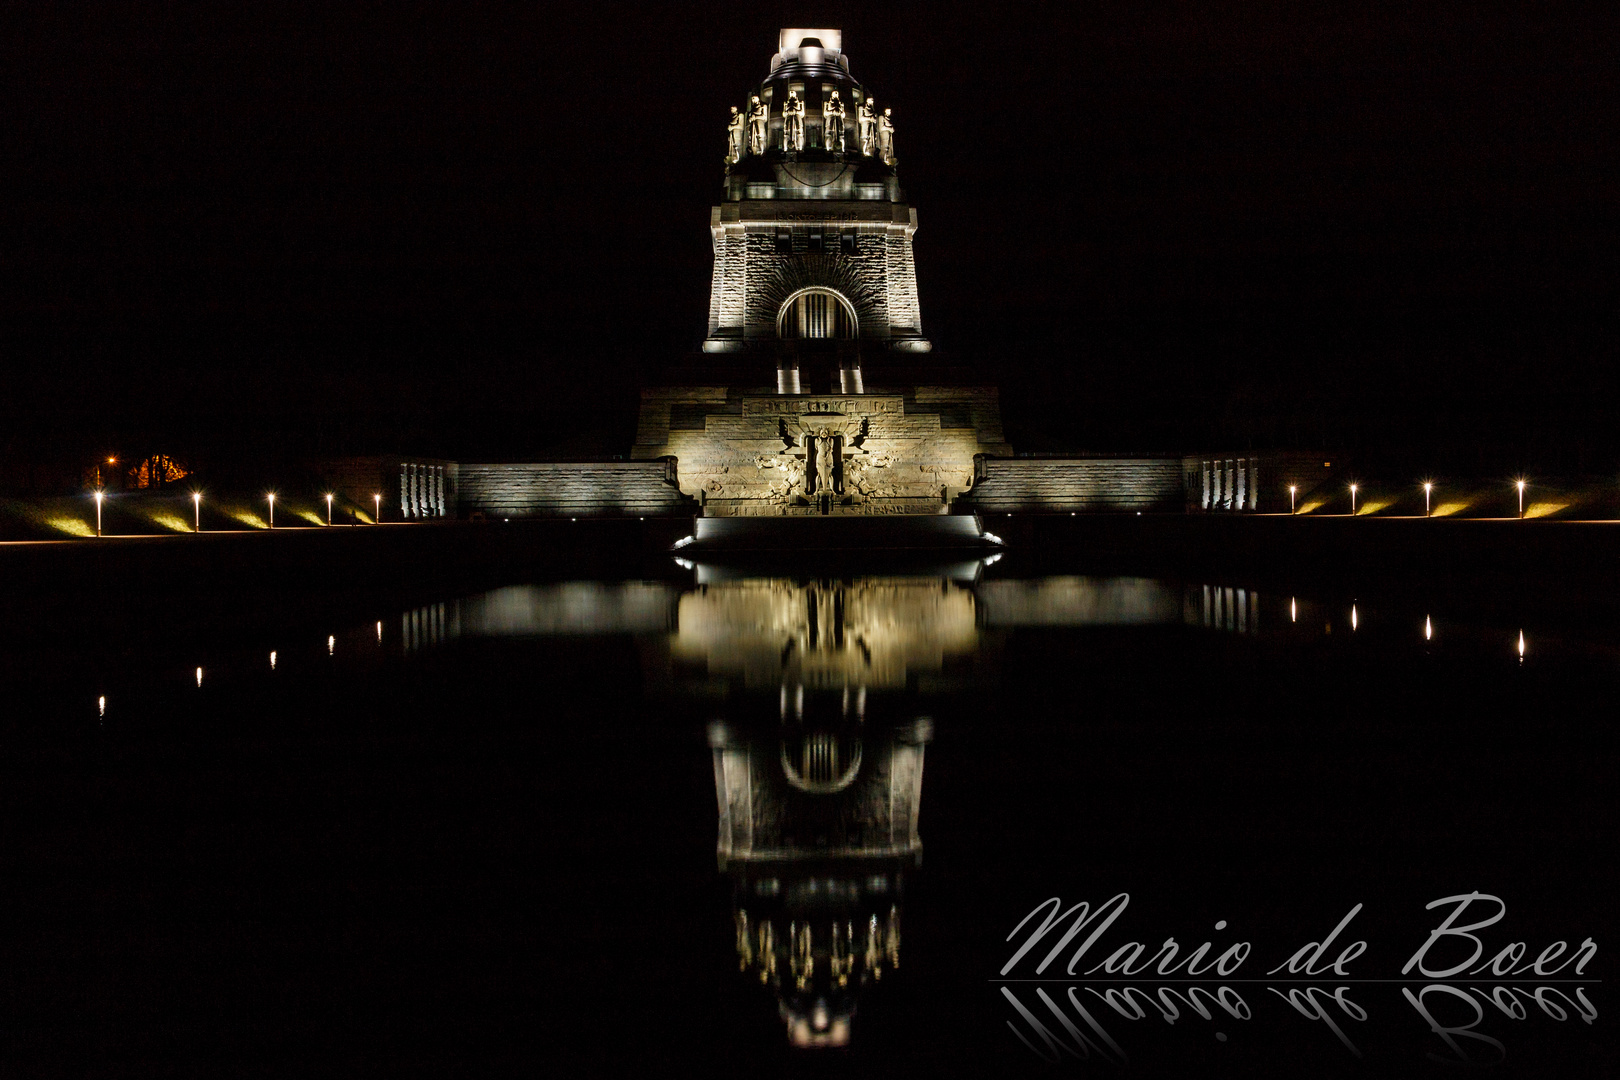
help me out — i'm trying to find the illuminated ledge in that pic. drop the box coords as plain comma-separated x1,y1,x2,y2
702,339,747,353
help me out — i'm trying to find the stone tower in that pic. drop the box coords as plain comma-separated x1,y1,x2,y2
633,30,1011,516
704,29,930,392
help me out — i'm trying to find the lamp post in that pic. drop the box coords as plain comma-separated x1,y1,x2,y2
193,491,202,532
1516,479,1525,519
94,490,104,537
1349,483,1358,516
1423,482,1432,518
267,492,275,529
1289,485,1297,514
325,493,334,526
373,493,381,524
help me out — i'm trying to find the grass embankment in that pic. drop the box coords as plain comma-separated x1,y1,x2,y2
1291,475,1620,519
0,491,374,541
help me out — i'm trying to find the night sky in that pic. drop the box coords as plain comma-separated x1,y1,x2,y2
6,2,1615,474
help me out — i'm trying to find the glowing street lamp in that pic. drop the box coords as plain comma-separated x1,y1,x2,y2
1424,615,1433,641
1289,485,1297,514
1515,479,1526,519
94,490,104,537
192,491,202,532
373,493,382,523
325,493,334,525
1349,483,1358,516
1517,630,1526,663
267,492,276,529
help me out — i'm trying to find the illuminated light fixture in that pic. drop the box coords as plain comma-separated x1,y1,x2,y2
376,620,383,643
1290,598,1297,623
269,650,277,670
1423,482,1433,518
673,535,695,548
1424,616,1433,641
325,493,334,525
981,531,1004,545
983,552,1002,567
107,456,116,465
373,493,382,523
94,490,104,537
327,635,335,656
98,695,106,718
1517,630,1526,662
266,492,276,529
674,557,695,570
1289,485,1297,514
1351,604,1358,632
1515,479,1526,519
196,667,203,687
192,491,202,532
1349,484,1359,516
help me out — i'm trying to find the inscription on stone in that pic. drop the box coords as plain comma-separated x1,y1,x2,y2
741,396,903,417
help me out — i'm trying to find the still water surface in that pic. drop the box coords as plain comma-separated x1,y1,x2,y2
2,561,1609,1074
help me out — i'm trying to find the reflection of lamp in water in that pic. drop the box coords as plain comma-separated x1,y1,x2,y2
98,695,106,718
94,490,104,537
1351,604,1358,631
1423,481,1432,517
376,620,383,643
269,650,277,670
1424,616,1433,641
327,635,335,656
1349,483,1358,515
1290,597,1297,623
1517,630,1526,662
1289,485,1297,514
196,666,203,687
1516,479,1526,518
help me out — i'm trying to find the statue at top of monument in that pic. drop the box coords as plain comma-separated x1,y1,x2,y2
748,95,769,156
822,90,847,153
857,97,877,156
877,107,895,164
782,91,806,153
725,105,746,164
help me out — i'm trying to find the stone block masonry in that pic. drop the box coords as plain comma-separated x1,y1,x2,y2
964,457,1185,514
455,461,696,519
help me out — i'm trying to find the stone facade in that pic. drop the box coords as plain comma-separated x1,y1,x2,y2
634,387,1008,516
456,460,695,518
963,456,1186,514
706,202,925,349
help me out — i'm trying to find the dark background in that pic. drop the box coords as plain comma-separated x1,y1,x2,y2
4,2,1615,476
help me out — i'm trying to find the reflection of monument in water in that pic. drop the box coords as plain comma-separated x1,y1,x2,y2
436,567,1257,1046
687,575,977,1047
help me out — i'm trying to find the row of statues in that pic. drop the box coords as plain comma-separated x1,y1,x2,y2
727,90,894,164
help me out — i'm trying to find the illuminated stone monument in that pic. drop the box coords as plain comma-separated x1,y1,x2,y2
633,29,1012,516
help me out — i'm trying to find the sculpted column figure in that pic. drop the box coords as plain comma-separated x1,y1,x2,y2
822,90,846,153
782,91,806,152
877,107,895,164
857,97,877,156
726,105,746,163
748,95,769,156
816,433,835,496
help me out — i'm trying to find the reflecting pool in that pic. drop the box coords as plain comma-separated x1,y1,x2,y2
0,561,1610,1074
